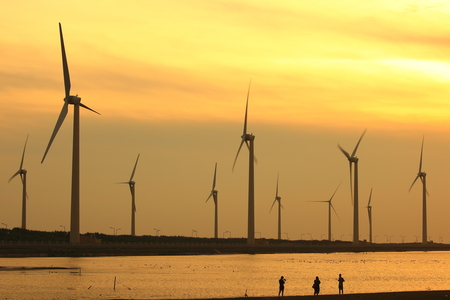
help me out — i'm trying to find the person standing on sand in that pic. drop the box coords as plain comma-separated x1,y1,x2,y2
313,276,321,296
278,276,286,296
338,274,345,294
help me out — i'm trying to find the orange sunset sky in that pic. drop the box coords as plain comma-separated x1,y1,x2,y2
1,1,450,243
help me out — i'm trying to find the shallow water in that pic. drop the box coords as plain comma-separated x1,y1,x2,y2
1,251,449,299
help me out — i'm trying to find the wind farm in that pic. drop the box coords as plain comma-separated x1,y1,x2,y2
2,2,450,247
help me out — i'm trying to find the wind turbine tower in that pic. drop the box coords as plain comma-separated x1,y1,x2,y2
409,137,428,244
118,154,140,236
270,174,283,240
366,188,373,243
41,23,100,244
233,81,256,245
338,129,366,244
309,183,340,241
9,135,29,229
206,163,219,239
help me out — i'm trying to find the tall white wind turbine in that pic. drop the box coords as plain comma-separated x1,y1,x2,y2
269,174,283,240
338,129,366,244
41,23,100,244
9,135,29,229
118,154,140,236
409,137,428,244
206,163,219,239
366,188,373,243
233,81,257,245
308,183,341,241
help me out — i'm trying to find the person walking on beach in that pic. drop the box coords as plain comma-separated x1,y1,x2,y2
313,276,321,296
278,276,286,296
338,274,345,294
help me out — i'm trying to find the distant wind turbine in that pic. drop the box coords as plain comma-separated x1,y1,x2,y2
409,136,429,244
366,188,373,243
41,23,100,244
118,154,140,236
9,135,29,229
270,174,283,240
338,129,366,244
232,80,257,245
308,182,341,241
206,163,219,239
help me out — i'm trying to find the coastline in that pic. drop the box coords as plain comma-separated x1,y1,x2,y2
2,241,450,257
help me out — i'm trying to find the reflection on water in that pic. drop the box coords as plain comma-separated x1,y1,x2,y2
1,251,450,299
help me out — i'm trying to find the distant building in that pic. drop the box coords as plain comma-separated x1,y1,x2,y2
80,233,101,244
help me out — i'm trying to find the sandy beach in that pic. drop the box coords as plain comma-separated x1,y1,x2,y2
165,290,450,300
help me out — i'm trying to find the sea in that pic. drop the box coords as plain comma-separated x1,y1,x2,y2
1,251,449,299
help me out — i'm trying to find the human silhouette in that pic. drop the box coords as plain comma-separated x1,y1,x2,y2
338,274,345,294
313,276,321,296
278,276,286,296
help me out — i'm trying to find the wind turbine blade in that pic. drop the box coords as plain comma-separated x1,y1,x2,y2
41,101,69,163
243,80,252,136
419,177,430,196
368,188,373,206
19,134,29,170
338,144,351,159
275,173,279,198
329,182,341,201
409,175,420,192
8,170,20,183
269,199,277,212
330,202,341,221
80,103,101,115
351,128,367,157
212,162,217,190
232,139,245,171
349,161,354,205
59,23,71,99
419,136,424,173
130,154,140,181
128,183,133,196
206,192,214,203
131,185,136,212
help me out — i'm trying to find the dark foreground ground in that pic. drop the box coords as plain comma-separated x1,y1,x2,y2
162,290,450,300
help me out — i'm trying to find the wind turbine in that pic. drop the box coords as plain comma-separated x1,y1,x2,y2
9,135,29,229
270,174,283,240
409,136,428,244
338,129,366,244
308,183,341,241
206,162,219,239
118,154,140,236
233,80,257,245
41,23,100,244
366,188,373,243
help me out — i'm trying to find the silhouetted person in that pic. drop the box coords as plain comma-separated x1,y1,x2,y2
278,276,286,296
313,276,321,296
338,274,345,294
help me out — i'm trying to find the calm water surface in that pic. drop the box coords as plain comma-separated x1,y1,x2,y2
1,251,450,299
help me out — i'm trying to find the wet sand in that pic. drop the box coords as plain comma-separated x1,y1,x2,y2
164,290,450,300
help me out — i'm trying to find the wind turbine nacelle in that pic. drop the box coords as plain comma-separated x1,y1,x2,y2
65,95,81,104
241,133,255,141
350,157,359,163
20,169,28,174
